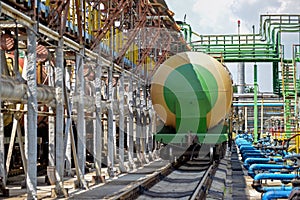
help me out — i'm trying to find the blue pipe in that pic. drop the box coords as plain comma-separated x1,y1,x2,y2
244,158,283,169
255,185,293,193
240,150,261,154
262,190,291,200
242,153,265,161
248,164,295,178
254,173,297,181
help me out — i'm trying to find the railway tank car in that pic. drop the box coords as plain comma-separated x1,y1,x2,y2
150,51,233,159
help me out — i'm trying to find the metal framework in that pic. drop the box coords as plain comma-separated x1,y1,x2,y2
0,0,188,197
182,14,300,144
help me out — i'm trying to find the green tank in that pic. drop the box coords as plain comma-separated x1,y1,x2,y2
151,52,233,144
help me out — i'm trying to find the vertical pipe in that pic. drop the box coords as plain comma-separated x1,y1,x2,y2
244,107,248,132
273,62,279,94
237,62,245,94
254,64,258,143
261,99,264,136
94,44,102,177
76,48,86,183
119,71,126,171
26,23,37,199
55,38,65,189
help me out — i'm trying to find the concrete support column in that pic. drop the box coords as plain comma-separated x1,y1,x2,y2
118,72,126,172
55,38,65,189
26,24,37,199
76,48,86,185
94,45,102,180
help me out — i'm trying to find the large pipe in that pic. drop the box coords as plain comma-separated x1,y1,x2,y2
253,173,296,181
0,76,130,115
262,190,291,200
244,158,283,169
1,76,54,103
248,164,295,178
255,186,292,193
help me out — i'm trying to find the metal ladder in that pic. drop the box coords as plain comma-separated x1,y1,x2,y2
281,60,297,138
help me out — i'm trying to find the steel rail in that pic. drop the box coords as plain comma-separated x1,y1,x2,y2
190,164,214,200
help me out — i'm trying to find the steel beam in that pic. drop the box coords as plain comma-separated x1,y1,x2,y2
25,23,37,199
76,48,87,186
118,71,126,172
127,76,135,170
0,49,7,190
94,44,103,178
55,38,65,191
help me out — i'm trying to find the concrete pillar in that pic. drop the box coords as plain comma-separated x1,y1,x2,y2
118,72,126,172
26,24,37,199
76,48,86,184
94,45,102,179
55,38,65,189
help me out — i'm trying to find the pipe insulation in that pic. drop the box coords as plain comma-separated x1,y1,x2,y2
0,76,130,114
1,76,54,103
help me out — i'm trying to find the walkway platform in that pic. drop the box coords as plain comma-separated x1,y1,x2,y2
2,159,170,199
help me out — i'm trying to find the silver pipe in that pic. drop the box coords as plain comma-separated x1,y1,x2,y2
1,76,55,103
237,62,245,94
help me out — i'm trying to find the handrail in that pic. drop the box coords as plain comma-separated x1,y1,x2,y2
191,14,300,62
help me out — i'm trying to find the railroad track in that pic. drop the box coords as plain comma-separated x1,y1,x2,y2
114,156,216,200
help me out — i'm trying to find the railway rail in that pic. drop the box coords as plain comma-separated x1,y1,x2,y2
112,156,216,200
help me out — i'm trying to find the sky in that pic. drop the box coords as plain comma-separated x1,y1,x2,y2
164,0,300,92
